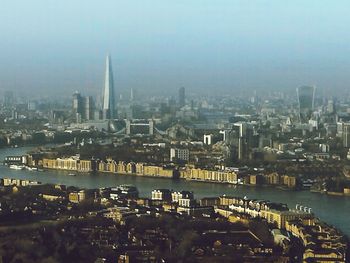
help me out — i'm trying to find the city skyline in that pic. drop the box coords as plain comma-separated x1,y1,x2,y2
1,1,350,96
1,2,350,262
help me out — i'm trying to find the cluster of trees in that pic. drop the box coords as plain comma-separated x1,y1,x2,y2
53,141,169,164
0,218,118,263
124,214,276,262
325,178,350,192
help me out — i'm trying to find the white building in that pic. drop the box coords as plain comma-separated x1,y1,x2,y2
170,148,189,162
151,189,171,201
343,123,350,148
203,134,213,145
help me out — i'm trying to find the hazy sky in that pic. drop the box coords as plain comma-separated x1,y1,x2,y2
1,0,350,97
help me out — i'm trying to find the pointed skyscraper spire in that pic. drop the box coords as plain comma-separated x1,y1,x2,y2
102,54,116,119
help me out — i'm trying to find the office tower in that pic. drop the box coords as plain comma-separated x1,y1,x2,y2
4,91,14,108
28,101,37,111
130,88,134,102
343,123,350,148
102,55,116,119
82,96,94,120
233,122,258,160
72,91,82,112
296,86,315,123
327,99,335,114
72,92,95,122
72,91,83,122
178,87,185,107
234,123,247,160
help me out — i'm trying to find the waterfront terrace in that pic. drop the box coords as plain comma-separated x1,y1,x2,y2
39,156,238,183
42,156,96,172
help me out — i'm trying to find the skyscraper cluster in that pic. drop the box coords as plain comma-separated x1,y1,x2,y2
72,92,95,123
72,55,116,122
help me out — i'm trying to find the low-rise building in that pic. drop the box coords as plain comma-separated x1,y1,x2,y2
171,191,194,203
286,219,347,262
69,190,90,203
261,209,313,229
42,194,65,202
151,189,172,202
200,197,220,207
43,157,94,172
182,167,237,184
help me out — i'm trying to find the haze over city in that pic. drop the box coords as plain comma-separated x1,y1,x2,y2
1,0,350,97
1,1,350,262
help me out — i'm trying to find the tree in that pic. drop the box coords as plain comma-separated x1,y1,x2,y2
176,230,200,259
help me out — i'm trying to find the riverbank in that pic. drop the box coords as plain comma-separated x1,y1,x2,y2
311,189,350,197
10,146,350,196
0,146,350,237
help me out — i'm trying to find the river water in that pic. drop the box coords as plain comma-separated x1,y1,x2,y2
1,147,350,236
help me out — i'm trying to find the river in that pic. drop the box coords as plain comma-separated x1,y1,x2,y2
1,146,350,236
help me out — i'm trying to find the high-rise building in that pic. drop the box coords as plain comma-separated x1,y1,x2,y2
102,55,116,119
72,91,83,122
178,87,185,108
327,99,335,114
83,96,94,120
233,122,258,160
72,92,95,122
4,91,14,108
297,86,315,123
72,91,82,111
130,88,134,102
343,123,350,148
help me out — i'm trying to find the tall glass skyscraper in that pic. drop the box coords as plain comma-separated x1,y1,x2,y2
102,55,115,119
296,86,315,123
178,87,185,108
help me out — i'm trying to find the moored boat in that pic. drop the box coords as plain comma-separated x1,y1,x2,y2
9,164,25,170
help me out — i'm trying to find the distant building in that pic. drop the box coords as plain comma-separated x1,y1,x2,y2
203,134,213,145
342,123,350,148
125,119,154,135
170,148,189,162
72,92,95,122
130,88,134,102
337,122,344,138
327,99,335,114
28,101,37,111
178,87,185,107
83,96,95,120
233,122,258,160
72,91,83,121
102,55,116,119
297,86,315,123
4,90,14,108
